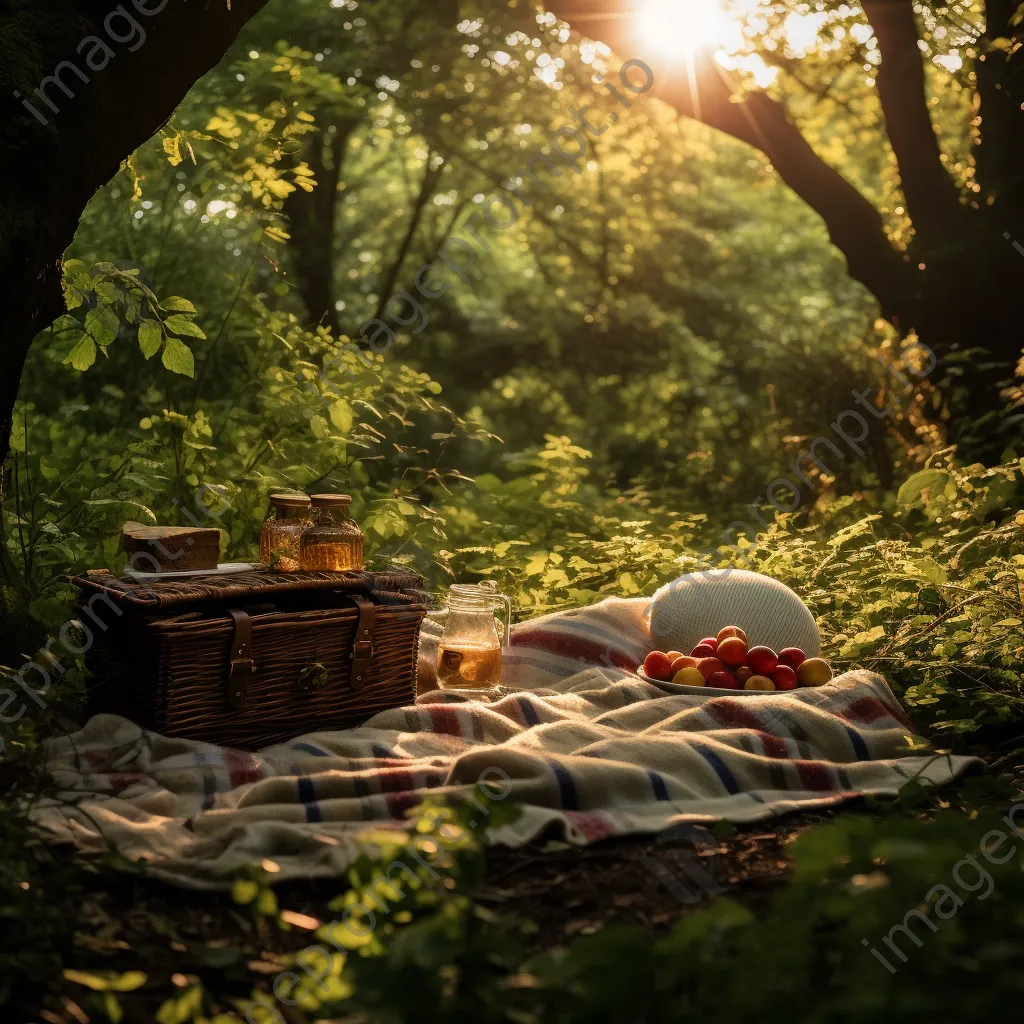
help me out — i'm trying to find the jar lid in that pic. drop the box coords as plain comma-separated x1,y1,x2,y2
309,493,353,508
269,493,311,508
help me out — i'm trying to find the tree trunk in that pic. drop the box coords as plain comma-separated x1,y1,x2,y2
0,0,272,659
284,115,363,333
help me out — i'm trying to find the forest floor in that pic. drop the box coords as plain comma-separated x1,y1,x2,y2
28,810,818,1021
8,740,1023,1023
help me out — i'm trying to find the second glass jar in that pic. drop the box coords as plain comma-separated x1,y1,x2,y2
299,494,365,571
260,493,313,572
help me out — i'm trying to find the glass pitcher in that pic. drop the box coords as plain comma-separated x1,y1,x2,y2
436,581,512,690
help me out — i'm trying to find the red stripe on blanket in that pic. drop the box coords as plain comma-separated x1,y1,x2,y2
705,700,788,758
705,698,764,732
108,773,144,790
376,768,417,793
844,697,914,730
793,761,835,791
757,732,790,759
565,810,617,841
510,629,639,671
426,706,464,737
223,748,263,789
384,792,421,816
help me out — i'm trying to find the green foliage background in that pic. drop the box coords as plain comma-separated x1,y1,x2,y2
2,0,1024,1020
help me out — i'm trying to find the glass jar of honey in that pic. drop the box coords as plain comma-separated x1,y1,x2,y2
300,494,364,571
259,493,312,571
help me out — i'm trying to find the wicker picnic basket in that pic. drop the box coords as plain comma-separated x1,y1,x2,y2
73,567,427,749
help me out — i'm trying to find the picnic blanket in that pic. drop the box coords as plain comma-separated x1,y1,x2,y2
33,595,979,888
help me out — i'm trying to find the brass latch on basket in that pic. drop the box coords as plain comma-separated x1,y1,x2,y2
227,608,256,709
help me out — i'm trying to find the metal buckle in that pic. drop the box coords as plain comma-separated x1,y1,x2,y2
351,640,374,660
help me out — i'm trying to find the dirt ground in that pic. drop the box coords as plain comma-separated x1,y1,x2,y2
31,812,829,1022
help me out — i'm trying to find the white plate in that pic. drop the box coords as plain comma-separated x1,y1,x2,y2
124,561,260,581
636,667,779,695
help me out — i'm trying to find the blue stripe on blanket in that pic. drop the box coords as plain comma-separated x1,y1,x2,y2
297,777,322,822
517,697,541,726
648,770,670,801
294,742,329,757
547,760,579,809
691,743,741,794
844,726,870,761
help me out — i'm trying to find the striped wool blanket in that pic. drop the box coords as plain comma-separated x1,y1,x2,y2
34,597,978,887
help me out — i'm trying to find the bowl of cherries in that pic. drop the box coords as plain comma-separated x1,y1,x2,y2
638,625,834,694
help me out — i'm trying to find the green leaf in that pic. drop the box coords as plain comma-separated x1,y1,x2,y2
329,399,353,432
109,972,147,993
310,414,329,439
155,985,204,1024
103,992,123,1023
165,314,206,339
161,336,195,377
138,320,163,359
63,969,146,993
897,469,950,507
63,258,89,277
160,296,197,313
63,335,97,372
232,878,259,905
84,305,120,346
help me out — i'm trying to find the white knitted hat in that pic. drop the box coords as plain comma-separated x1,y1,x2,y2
647,569,820,656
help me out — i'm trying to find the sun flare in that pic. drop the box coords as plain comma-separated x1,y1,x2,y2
637,0,734,58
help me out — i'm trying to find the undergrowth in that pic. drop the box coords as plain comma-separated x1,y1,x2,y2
2,454,1023,1022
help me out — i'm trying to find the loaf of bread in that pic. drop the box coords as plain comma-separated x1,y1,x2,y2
121,522,221,573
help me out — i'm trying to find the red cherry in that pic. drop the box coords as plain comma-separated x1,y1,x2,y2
772,665,798,690
747,646,778,675
709,670,739,689
698,637,719,651
696,657,725,680
778,647,807,670
690,644,717,660
643,651,674,681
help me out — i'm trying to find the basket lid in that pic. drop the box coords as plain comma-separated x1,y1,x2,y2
72,567,424,611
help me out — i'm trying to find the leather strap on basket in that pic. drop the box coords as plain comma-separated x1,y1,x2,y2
349,595,376,691
227,608,255,709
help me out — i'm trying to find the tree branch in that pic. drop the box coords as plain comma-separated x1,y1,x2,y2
370,155,444,325
538,1,916,325
862,0,969,250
